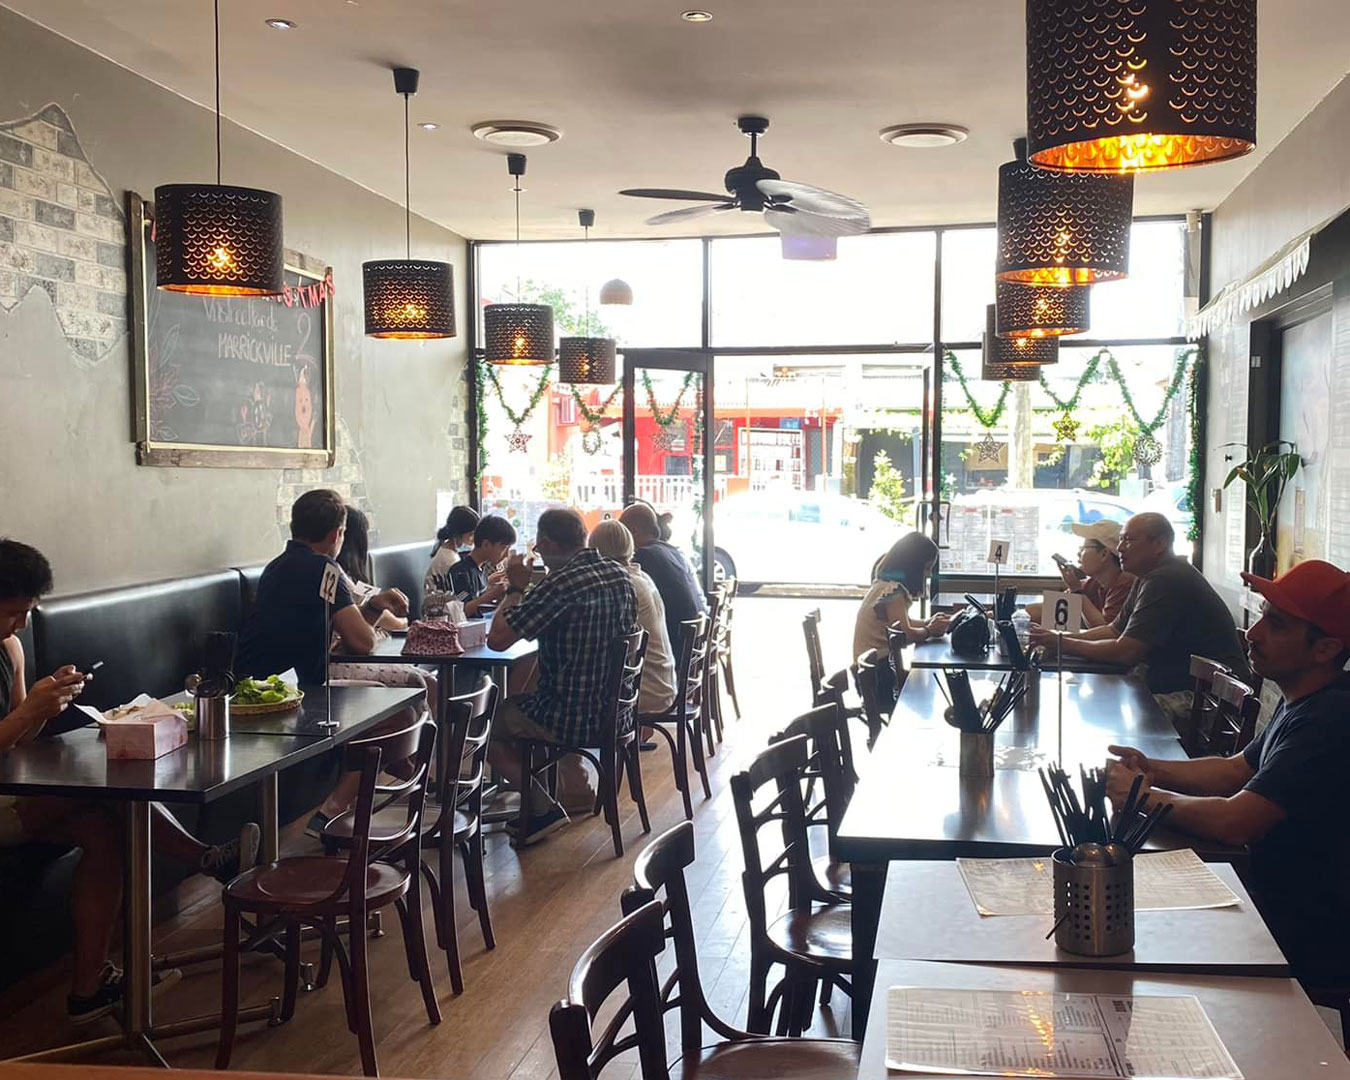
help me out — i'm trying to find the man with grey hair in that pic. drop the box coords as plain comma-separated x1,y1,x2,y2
619,501,706,648
1031,512,1249,721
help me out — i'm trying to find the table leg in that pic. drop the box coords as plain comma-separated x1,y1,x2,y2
260,774,280,864
849,862,885,1041
125,801,154,1037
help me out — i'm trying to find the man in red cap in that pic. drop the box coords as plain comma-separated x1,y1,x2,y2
1107,559,1350,981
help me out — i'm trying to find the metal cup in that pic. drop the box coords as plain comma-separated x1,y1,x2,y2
1052,847,1134,956
959,730,995,778
196,693,230,741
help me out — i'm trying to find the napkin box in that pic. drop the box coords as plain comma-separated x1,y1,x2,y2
105,703,188,760
455,620,488,650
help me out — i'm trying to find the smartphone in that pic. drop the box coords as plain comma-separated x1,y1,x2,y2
1051,553,1077,573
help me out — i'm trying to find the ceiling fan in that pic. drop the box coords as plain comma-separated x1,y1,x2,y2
619,116,871,237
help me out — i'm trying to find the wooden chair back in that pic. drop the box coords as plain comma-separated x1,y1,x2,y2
622,821,748,1052
1184,655,1231,755
1209,671,1260,756
886,623,911,698
436,679,497,832
802,608,827,705
604,629,648,756
549,900,670,1080
771,704,857,841
335,719,437,901
675,614,710,722
730,736,818,942
852,649,887,747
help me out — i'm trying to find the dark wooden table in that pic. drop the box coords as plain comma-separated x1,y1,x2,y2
873,860,1287,975
332,632,538,713
909,636,1128,674
838,669,1242,1039
856,960,1350,1080
0,684,423,1066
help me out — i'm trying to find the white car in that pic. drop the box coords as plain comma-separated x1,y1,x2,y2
711,491,902,587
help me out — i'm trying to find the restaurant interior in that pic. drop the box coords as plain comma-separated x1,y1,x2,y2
4,0,1350,1078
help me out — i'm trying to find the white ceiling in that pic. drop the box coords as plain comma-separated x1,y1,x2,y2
6,0,1350,241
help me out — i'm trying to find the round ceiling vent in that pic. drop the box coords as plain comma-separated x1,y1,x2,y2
880,123,969,148
471,122,562,148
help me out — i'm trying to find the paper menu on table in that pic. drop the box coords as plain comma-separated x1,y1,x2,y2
956,849,1240,917
885,987,1242,1079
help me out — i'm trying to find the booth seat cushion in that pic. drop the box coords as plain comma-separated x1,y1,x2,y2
236,564,265,615
370,542,432,621
31,570,245,715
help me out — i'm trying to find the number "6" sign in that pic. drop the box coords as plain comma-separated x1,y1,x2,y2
1040,591,1083,632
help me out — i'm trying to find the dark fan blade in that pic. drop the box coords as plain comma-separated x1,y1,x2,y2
620,187,732,202
757,178,871,226
764,206,869,238
646,203,737,226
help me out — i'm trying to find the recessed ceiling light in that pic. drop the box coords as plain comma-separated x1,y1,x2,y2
418,122,440,131
879,123,969,148
681,9,713,22
471,121,562,147
264,18,298,30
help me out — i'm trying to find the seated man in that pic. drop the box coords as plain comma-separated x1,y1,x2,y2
447,515,517,617
1030,512,1249,721
618,502,706,649
485,508,637,846
1105,560,1350,983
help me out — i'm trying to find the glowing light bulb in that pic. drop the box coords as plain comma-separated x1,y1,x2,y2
209,246,235,271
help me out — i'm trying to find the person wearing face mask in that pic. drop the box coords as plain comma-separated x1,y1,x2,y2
1105,560,1350,983
486,508,637,846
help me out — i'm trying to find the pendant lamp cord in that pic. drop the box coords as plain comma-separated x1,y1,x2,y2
514,177,522,297
404,91,411,259
213,0,221,185
583,224,592,336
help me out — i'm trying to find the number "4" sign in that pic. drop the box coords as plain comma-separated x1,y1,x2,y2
987,539,1011,566
1040,590,1083,632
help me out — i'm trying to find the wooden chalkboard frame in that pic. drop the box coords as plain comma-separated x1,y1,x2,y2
129,191,336,468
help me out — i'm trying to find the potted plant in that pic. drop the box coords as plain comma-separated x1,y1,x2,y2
1222,440,1301,577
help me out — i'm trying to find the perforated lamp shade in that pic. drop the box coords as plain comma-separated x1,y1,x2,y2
154,183,284,296
363,260,455,338
1027,0,1257,173
996,148,1133,287
982,304,1056,380
484,303,555,365
996,280,1089,339
558,337,616,385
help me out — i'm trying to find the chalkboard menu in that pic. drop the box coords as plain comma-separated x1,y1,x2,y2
129,192,335,468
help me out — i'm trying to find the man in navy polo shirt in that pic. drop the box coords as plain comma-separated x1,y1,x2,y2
619,502,706,649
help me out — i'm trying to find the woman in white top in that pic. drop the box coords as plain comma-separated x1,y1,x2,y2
852,531,950,663
589,519,677,715
426,505,480,595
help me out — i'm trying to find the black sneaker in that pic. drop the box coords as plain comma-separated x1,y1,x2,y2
304,811,332,840
508,806,570,848
68,966,182,1025
201,822,261,883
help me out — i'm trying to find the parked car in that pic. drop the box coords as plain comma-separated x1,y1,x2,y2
1143,481,1195,541
711,490,902,587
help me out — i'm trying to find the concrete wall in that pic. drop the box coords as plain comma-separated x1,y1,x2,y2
1202,73,1350,605
0,8,471,593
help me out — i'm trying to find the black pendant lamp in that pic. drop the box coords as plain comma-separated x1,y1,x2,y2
557,210,617,385
1026,0,1257,173
996,139,1133,288
484,154,555,365
155,0,283,295
363,68,456,339
982,304,1056,380
995,280,1089,339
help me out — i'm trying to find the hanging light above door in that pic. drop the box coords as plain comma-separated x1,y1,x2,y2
996,139,1133,287
484,154,555,365
155,0,283,295
982,304,1057,380
363,67,456,339
557,210,617,386
1026,0,1257,173
995,280,1089,339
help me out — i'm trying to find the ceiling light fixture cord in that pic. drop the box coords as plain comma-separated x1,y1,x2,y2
583,223,591,335
514,178,522,296
404,89,411,258
213,0,221,185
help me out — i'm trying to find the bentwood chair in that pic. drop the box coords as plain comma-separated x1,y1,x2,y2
1208,671,1261,757
640,616,712,821
1181,656,1231,755
618,821,860,1076
803,608,862,727
714,578,743,721
702,589,726,756
731,736,852,1037
518,630,650,857
217,720,440,1077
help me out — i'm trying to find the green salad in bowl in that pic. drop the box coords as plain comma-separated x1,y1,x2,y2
231,674,302,709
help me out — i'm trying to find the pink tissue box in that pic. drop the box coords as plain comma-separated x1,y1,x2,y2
105,707,188,760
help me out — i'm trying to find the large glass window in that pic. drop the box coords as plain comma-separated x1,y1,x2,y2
709,232,936,347
941,228,997,345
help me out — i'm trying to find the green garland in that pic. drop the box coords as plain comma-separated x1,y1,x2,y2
642,370,697,426
474,360,489,486
570,383,623,425
945,353,1011,429
1037,348,1108,412
1108,348,1196,436
1186,351,1206,544
481,362,554,427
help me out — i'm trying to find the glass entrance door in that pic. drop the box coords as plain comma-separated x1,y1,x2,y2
621,350,715,592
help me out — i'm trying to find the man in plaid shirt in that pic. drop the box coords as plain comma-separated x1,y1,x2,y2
487,508,637,845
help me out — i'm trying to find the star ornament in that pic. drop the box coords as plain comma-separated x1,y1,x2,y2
506,426,532,454
974,432,1004,462
1053,412,1080,443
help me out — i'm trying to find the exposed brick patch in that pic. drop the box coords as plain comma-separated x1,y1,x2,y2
273,416,375,545
0,103,126,364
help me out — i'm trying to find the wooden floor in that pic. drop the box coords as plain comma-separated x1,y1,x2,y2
0,597,861,1078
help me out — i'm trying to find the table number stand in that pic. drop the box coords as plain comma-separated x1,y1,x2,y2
318,563,340,734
